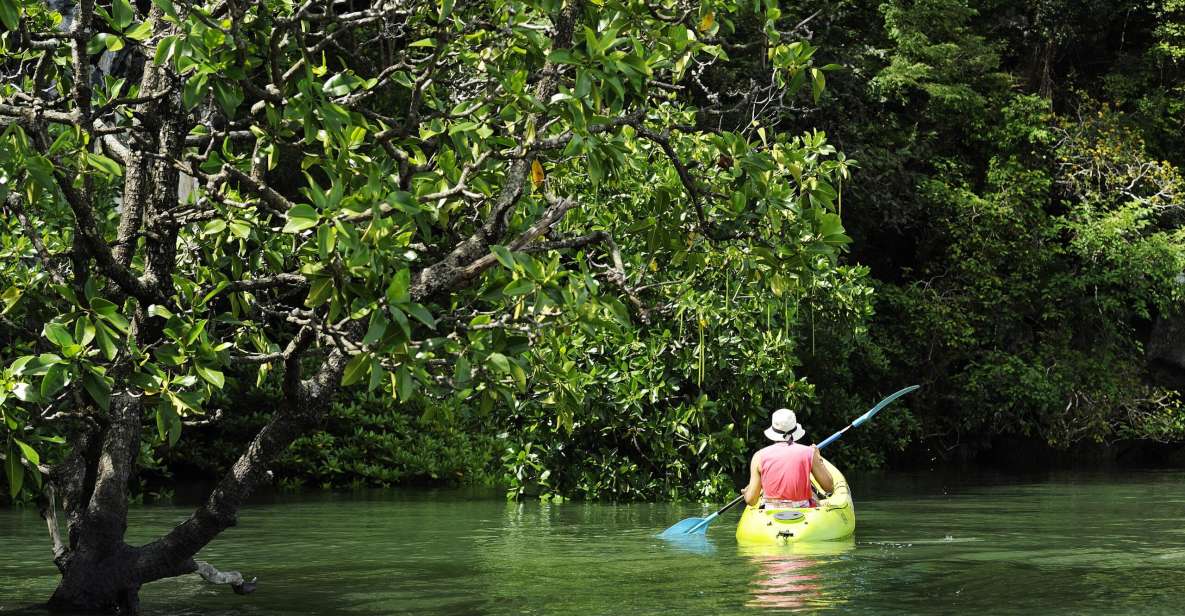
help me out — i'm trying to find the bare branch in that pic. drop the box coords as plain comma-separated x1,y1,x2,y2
221,164,296,216
40,485,68,571
223,273,309,294
194,560,257,595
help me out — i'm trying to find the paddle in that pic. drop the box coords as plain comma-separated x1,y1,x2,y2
816,384,920,449
659,495,746,538
659,385,920,537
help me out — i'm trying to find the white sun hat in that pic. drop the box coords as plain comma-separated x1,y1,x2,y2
763,408,806,442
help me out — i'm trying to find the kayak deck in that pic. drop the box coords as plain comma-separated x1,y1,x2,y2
735,459,855,544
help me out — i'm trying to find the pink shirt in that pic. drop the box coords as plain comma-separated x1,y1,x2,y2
757,442,815,504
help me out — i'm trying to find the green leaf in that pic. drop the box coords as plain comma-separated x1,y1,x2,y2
168,415,182,446
511,362,527,392
156,403,182,447
87,33,124,55
454,355,471,384
148,304,175,320
125,20,153,42
152,0,178,20
13,381,37,402
362,312,388,346
386,268,411,305
43,322,74,348
0,0,19,32
195,364,225,389
5,446,23,498
283,204,320,233
406,303,436,329
439,0,455,21
153,35,178,64
503,278,536,297
212,80,244,116
22,354,62,377
82,370,112,411
181,72,209,109
811,68,825,103
40,364,68,401
202,219,227,236
93,321,118,360
305,276,334,307
487,352,511,373
183,319,207,346
388,305,411,339
74,317,96,347
316,225,336,260
14,439,39,467
491,245,515,270
0,285,21,314
367,359,384,392
91,298,130,333
341,353,372,387
154,344,186,366
112,0,135,29
85,153,123,177
397,365,416,401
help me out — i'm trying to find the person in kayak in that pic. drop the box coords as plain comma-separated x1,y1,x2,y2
742,408,834,508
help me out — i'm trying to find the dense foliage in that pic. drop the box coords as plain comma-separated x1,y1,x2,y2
789,0,1185,459
1,0,1183,521
154,0,1185,504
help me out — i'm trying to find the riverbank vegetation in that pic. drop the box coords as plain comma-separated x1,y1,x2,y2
165,0,1185,501
0,0,871,609
0,0,1182,564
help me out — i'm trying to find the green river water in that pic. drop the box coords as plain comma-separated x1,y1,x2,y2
2,469,1184,614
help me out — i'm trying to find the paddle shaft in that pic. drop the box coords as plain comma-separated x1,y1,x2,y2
815,426,849,450
686,495,745,534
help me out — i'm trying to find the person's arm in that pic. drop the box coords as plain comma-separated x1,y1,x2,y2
742,452,762,506
811,446,835,494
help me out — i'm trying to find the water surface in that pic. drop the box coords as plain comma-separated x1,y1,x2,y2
2,470,1184,614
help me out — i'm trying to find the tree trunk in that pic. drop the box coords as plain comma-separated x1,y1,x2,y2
49,546,142,613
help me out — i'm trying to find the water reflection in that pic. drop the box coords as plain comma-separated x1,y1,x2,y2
739,539,855,611
660,533,717,555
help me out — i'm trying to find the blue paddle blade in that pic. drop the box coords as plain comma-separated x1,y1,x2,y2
852,384,920,427
659,516,713,537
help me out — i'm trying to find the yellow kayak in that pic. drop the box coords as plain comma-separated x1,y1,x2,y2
735,459,855,544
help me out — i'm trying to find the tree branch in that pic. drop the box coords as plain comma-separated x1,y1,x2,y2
40,485,69,572
223,273,309,294
194,560,257,594
136,344,349,583
52,164,169,306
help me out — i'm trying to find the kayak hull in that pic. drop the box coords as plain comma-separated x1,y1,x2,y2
735,459,855,544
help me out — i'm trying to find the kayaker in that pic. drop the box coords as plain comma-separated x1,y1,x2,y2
742,408,834,508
